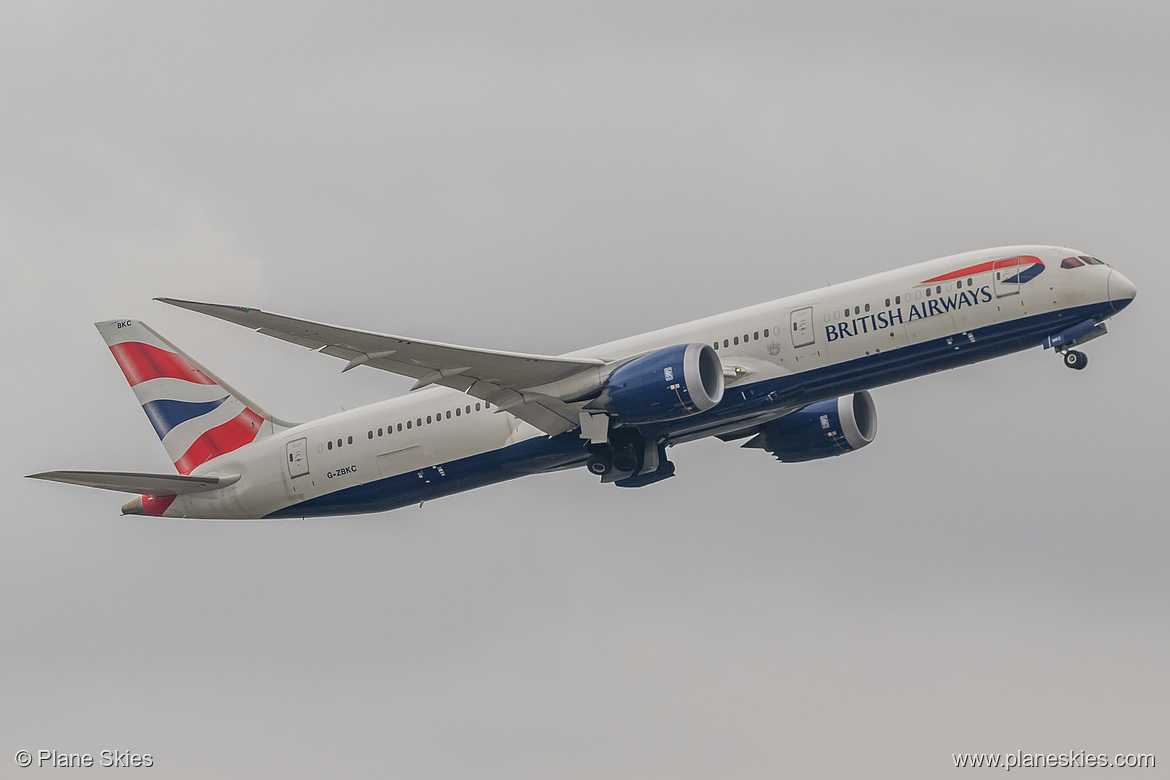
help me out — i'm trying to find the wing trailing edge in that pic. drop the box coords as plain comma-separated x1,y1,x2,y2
156,297,610,435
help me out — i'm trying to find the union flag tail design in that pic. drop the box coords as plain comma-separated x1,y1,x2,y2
96,319,281,475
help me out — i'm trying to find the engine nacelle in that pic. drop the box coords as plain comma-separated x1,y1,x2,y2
591,343,724,424
755,391,877,462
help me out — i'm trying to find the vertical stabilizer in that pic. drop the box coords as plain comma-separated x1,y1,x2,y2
96,319,282,474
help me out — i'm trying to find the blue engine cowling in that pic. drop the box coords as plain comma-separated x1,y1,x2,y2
752,391,877,462
589,343,724,424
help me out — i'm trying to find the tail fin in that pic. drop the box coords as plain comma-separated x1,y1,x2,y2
96,319,284,474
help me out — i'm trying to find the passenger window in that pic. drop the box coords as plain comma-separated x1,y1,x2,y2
337,439,342,447
896,295,901,304
417,418,422,426
327,440,333,450
743,334,749,342
455,408,461,416
864,303,870,312
764,328,769,337
378,428,383,436
397,423,403,431
426,415,432,424
368,431,373,439
967,277,973,285
475,403,481,411
723,339,729,348
834,311,840,321
347,436,353,445
466,405,471,414
885,298,890,307
855,306,861,315
713,342,719,350
956,280,962,289
936,286,941,294
926,287,931,297
406,420,412,429
446,410,451,419
753,332,759,340
734,336,739,345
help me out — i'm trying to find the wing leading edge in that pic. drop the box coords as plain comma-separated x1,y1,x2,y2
156,298,608,435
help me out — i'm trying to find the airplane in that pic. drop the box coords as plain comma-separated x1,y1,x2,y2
29,245,1136,519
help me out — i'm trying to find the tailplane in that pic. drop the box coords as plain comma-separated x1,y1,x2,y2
27,470,236,495
96,319,286,474
25,470,238,516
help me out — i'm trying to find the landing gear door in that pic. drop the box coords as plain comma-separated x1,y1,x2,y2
287,438,309,478
790,306,815,348
994,256,1020,298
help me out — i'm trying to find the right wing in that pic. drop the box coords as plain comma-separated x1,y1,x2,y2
157,298,609,436
26,470,238,496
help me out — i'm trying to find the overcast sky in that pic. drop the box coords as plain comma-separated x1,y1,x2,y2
2,2,1167,777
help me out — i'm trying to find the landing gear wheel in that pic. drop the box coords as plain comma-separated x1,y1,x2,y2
587,450,612,476
1063,350,1088,370
611,441,640,473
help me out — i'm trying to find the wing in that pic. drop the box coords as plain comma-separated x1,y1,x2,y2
157,298,607,435
27,470,237,495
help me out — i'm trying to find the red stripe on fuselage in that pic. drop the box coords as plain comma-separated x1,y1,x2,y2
920,255,1042,284
109,342,216,387
141,494,177,516
173,407,265,475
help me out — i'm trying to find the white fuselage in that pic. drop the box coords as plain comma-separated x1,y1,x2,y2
165,245,1134,519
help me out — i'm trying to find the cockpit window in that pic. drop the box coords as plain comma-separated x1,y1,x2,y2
1079,255,1104,265
1061,257,1085,269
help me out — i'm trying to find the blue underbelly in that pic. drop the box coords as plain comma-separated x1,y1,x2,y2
266,301,1110,518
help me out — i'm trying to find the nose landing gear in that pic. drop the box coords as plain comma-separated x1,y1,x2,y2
1062,349,1088,370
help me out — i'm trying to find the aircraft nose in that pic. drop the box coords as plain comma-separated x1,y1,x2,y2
1107,269,1137,313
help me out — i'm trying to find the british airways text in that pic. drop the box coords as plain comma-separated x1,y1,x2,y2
825,285,993,342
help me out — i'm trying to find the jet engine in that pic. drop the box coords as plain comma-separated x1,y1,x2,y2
749,391,877,462
587,343,724,425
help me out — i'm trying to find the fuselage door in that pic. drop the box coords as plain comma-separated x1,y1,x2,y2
790,306,815,348
287,437,310,478
994,256,1020,298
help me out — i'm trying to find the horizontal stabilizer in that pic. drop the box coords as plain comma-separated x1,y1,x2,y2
26,470,238,496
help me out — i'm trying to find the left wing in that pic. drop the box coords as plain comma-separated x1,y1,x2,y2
157,298,608,435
